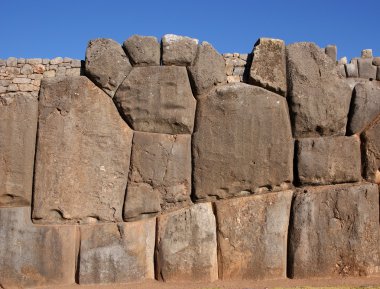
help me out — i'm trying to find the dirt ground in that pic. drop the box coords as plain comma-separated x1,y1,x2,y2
28,276,380,289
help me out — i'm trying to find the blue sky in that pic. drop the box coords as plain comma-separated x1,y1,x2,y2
1,0,379,61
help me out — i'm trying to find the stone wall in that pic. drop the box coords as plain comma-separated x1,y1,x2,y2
0,34,380,287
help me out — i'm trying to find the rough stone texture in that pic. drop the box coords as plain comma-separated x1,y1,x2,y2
124,132,192,221
215,190,293,280
377,67,380,81
193,83,293,200
362,49,373,58
325,45,337,62
361,118,380,184
187,41,227,96
123,35,160,66
358,58,377,79
348,81,380,134
114,66,196,134
373,57,380,66
79,219,155,284
0,92,38,206
162,34,199,66
296,136,361,185
288,183,380,278
85,38,132,97
345,62,359,78
33,76,133,224
286,42,352,137
156,203,218,282
249,38,287,96
0,207,76,287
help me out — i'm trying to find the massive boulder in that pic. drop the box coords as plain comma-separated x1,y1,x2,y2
215,190,293,280
187,41,226,96
288,183,380,278
249,38,287,96
193,83,293,201
156,203,218,282
286,42,352,137
114,66,196,134
361,117,380,184
85,38,132,97
296,136,361,185
162,34,198,66
33,76,133,224
123,35,160,66
79,219,155,284
0,92,38,207
0,207,76,287
124,131,192,221
347,81,380,135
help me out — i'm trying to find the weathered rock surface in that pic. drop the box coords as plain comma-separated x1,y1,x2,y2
85,38,132,97
361,118,380,184
79,219,155,284
358,58,377,79
348,81,380,134
0,92,38,207
33,76,133,224
296,136,361,185
114,66,196,134
156,203,218,282
288,183,380,278
187,41,226,95
249,38,287,96
123,35,160,66
345,62,359,78
0,207,76,287
124,132,192,221
286,42,352,137
215,190,293,280
325,45,337,62
193,83,293,200
162,34,198,66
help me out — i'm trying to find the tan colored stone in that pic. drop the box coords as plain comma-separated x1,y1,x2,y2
33,76,133,224
361,118,380,184
123,35,160,66
162,34,198,66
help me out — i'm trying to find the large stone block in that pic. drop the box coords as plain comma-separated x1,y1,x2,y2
358,58,377,79
193,83,293,201
85,38,132,97
215,190,293,280
162,34,198,66
296,136,361,185
79,219,155,284
114,66,196,134
348,81,380,134
156,203,218,282
187,41,226,96
33,76,133,224
286,42,352,137
124,132,192,221
361,118,380,184
0,92,38,207
249,38,287,96
288,183,380,278
123,35,160,66
0,207,77,287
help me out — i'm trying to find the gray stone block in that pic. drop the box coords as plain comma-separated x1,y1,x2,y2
358,58,377,79
162,34,198,66
345,62,359,78
325,45,337,62
123,35,160,66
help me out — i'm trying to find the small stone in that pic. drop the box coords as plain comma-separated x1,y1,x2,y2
65,68,81,76
227,75,241,83
358,58,377,79
162,34,199,66
5,67,20,74
233,52,240,57
0,59,6,66
63,57,72,63
7,84,18,92
6,57,17,67
338,64,346,77
373,57,380,66
26,58,42,65
43,70,56,78
225,63,234,76
0,86,6,93
21,64,33,75
56,67,66,77
71,59,82,68
233,66,245,76
225,57,246,67
0,80,10,86
17,58,25,64
29,74,44,80
50,57,63,65
361,49,373,58
123,35,160,66
19,84,37,91
345,63,358,78
338,57,347,64
12,77,31,84
325,45,337,62
240,53,248,61
223,53,233,57
33,64,45,74
42,58,50,64
31,79,41,87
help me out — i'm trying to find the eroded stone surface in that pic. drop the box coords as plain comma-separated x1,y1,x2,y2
85,38,132,97
33,76,133,224
193,83,293,201
187,41,226,96
288,183,380,278
216,190,293,280
162,34,198,66
286,42,352,137
123,35,160,66
0,207,76,287
358,58,377,79
361,118,380,184
156,203,218,282
0,92,38,207
114,66,196,134
296,136,361,185
249,38,287,96
79,219,155,284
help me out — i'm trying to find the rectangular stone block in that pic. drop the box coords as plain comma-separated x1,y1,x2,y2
215,190,293,280
156,203,218,282
345,63,358,78
358,58,377,79
296,136,361,185
0,92,38,206
288,183,380,278
0,207,77,287
361,118,380,183
79,219,155,284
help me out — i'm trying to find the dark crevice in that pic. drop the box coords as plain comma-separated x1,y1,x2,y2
75,227,81,284
211,202,222,280
286,193,296,279
345,86,357,136
293,140,301,187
